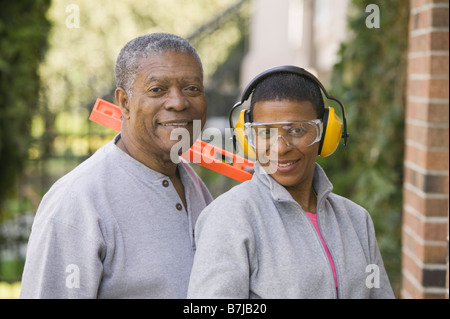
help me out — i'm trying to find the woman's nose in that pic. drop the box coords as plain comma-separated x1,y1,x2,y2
277,135,291,148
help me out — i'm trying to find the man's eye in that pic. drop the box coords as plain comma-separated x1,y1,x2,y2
184,85,203,96
149,87,163,93
185,86,201,93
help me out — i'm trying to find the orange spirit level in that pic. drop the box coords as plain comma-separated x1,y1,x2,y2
89,98,254,182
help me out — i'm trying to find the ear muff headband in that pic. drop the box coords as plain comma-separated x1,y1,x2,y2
229,65,349,158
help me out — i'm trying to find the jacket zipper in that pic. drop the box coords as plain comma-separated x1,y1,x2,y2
282,199,340,299
315,208,340,299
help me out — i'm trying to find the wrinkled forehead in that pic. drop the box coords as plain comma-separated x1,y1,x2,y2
137,51,203,77
134,52,204,86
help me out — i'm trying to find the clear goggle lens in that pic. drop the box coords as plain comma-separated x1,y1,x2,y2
244,120,323,149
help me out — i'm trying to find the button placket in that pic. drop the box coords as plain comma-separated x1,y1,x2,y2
160,179,184,212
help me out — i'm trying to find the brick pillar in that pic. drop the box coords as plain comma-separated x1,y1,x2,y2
402,0,449,299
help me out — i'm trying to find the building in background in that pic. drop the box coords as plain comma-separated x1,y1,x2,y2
240,0,349,87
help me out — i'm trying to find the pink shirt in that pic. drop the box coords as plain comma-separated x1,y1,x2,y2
305,212,338,296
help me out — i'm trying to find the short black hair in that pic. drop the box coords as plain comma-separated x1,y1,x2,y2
115,33,202,100
249,72,325,121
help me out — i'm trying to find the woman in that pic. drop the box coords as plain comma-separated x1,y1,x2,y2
187,68,394,299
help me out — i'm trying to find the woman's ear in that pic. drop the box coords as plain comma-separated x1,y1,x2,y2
115,87,131,120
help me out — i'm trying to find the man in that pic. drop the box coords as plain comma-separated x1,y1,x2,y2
20,33,213,298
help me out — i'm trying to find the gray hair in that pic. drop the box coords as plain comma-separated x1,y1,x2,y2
115,33,203,99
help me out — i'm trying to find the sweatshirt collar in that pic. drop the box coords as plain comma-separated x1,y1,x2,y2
109,133,192,186
253,161,333,205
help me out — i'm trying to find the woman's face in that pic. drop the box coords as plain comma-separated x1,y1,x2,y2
251,99,320,190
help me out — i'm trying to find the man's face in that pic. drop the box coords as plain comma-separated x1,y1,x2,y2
121,51,207,162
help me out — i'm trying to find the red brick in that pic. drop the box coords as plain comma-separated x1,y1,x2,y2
402,248,423,281
407,78,450,99
411,0,450,10
409,53,449,76
432,6,450,27
424,221,449,242
403,206,448,242
404,166,449,195
402,221,447,266
401,274,421,298
409,31,450,52
406,100,450,123
425,150,449,171
408,55,430,74
409,33,429,52
412,9,433,30
427,102,450,122
405,121,449,148
423,291,447,299
412,5,450,29
430,78,450,99
403,185,449,217
431,31,449,51
405,143,449,171
430,55,450,75
447,258,449,298
423,243,448,263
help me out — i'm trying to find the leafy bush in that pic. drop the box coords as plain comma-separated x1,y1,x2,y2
0,0,51,211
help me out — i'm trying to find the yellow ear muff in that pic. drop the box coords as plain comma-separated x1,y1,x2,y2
320,107,343,158
234,109,257,159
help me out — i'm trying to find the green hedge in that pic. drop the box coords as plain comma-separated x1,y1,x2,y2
0,0,51,211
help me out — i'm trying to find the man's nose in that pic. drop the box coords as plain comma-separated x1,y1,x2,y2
164,89,188,111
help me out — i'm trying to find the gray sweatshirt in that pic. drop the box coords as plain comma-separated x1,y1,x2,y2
20,134,213,298
188,163,395,299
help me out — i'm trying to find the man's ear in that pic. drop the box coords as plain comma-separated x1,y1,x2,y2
115,87,131,120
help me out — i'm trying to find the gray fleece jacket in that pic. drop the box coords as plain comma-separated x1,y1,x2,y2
20,134,213,298
188,163,395,299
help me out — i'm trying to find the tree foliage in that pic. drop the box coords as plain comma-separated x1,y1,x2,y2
0,0,51,211
39,0,241,115
318,0,409,292
27,0,245,168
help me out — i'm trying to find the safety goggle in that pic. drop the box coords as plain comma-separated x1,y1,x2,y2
244,120,323,149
